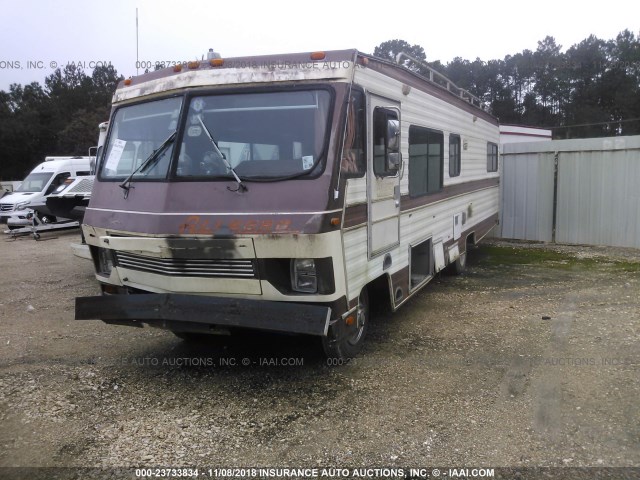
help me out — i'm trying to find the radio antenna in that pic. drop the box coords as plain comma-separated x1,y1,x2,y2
136,8,139,76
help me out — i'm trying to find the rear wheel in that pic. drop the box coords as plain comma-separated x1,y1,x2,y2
322,288,369,360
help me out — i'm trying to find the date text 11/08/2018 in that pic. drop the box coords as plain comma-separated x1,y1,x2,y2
134,467,496,478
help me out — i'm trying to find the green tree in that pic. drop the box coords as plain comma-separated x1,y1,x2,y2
0,64,121,180
373,39,427,73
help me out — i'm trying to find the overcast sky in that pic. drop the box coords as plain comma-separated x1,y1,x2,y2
0,0,638,91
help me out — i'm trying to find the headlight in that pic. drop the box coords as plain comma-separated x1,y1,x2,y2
291,258,317,293
97,248,115,276
16,201,30,210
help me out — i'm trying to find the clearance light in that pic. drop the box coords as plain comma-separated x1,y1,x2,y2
187,61,200,69
123,78,132,86
173,64,183,72
310,51,326,60
358,56,369,66
210,58,224,67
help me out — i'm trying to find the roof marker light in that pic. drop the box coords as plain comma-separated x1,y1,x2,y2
210,58,224,67
173,64,183,72
123,78,132,86
310,51,326,60
188,61,200,69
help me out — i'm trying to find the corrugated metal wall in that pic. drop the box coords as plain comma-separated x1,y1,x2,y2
499,135,640,248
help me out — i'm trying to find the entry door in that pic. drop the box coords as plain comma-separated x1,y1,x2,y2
367,94,401,258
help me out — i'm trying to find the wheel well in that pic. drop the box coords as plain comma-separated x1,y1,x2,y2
367,274,392,315
465,232,476,249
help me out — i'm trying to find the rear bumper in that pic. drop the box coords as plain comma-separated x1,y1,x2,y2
75,293,332,337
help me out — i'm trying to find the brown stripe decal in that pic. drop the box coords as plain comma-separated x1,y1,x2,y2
344,177,499,228
343,203,367,229
401,177,499,212
444,212,499,252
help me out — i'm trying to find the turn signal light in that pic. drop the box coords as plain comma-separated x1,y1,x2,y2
345,315,355,326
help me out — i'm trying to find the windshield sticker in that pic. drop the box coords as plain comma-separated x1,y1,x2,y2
104,139,126,171
302,156,314,170
187,125,202,137
192,98,205,112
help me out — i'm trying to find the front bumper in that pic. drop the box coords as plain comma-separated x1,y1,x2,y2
0,210,33,227
75,293,332,337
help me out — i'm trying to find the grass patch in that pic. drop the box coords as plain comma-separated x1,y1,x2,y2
474,244,640,273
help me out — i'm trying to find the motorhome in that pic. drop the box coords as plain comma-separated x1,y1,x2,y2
0,157,93,228
75,49,500,358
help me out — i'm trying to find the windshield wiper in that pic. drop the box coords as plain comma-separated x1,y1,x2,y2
119,131,177,197
197,116,247,192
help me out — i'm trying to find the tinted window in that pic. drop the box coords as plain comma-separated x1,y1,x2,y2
487,142,499,172
449,134,461,177
409,126,443,196
372,107,399,177
177,90,331,179
100,97,183,179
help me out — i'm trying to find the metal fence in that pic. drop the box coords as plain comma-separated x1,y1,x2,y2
498,135,640,248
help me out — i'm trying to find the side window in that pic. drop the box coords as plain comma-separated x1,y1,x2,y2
487,142,499,172
45,172,71,195
341,89,366,177
449,134,461,177
372,107,399,177
409,125,443,197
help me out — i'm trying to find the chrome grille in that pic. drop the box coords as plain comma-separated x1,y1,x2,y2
0,203,14,212
114,251,256,278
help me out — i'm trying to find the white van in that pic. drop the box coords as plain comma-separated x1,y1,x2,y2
0,156,93,228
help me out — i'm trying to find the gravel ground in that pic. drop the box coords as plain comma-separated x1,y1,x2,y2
0,229,639,477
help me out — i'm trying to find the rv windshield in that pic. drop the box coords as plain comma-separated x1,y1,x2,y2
176,90,331,179
16,172,54,192
100,97,182,179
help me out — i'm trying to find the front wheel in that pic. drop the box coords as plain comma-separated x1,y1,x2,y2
322,288,369,360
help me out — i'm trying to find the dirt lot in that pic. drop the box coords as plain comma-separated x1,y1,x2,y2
0,229,639,476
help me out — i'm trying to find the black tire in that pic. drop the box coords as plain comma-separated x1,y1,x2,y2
322,287,369,360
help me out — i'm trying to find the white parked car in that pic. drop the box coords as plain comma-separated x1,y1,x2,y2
0,156,92,228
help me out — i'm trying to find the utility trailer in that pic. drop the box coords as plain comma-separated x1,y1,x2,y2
4,213,79,240
75,49,500,358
